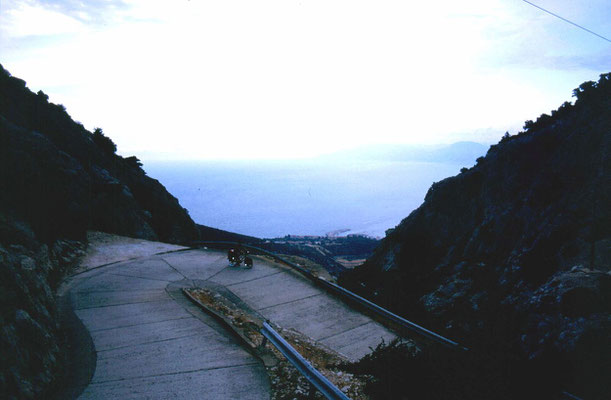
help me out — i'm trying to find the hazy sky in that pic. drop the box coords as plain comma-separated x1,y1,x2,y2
1,0,610,160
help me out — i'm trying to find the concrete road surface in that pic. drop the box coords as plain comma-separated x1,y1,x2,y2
64,248,396,399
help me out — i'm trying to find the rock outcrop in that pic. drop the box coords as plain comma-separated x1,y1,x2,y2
0,64,200,244
340,74,611,399
0,217,84,399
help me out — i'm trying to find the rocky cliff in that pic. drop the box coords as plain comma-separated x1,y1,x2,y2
0,64,200,398
340,74,611,399
0,65,200,244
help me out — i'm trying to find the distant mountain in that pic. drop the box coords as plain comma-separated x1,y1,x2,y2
323,141,488,166
340,74,611,399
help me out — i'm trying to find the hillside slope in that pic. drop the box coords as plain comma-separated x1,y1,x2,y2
0,64,200,398
0,65,200,244
340,74,611,399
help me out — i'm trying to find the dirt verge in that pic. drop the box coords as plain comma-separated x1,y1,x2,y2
184,286,370,400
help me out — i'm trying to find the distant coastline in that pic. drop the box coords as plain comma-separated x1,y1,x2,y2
144,157,479,238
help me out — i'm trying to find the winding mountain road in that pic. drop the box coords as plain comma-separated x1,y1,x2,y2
63,242,395,399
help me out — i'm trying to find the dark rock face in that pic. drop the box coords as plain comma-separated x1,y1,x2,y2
0,64,200,398
0,64,199,244
340,74,611,398
0,215,85,399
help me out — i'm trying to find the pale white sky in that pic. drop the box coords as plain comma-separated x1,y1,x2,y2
1,0,610,160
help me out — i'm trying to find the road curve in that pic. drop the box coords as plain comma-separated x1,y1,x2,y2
64,248,396,399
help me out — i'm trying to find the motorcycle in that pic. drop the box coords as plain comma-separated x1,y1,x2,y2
228,247,253,268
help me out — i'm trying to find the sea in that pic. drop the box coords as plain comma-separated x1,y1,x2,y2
143,158,468,239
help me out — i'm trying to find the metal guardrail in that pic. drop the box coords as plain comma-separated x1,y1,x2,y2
191,241,465,349
561,391,584,400
261,321,350,400
318,279,468,351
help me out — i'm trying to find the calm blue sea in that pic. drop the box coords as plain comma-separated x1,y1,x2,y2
143,159,465,238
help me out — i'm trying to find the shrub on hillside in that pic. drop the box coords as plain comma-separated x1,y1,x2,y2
92,127,117,155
